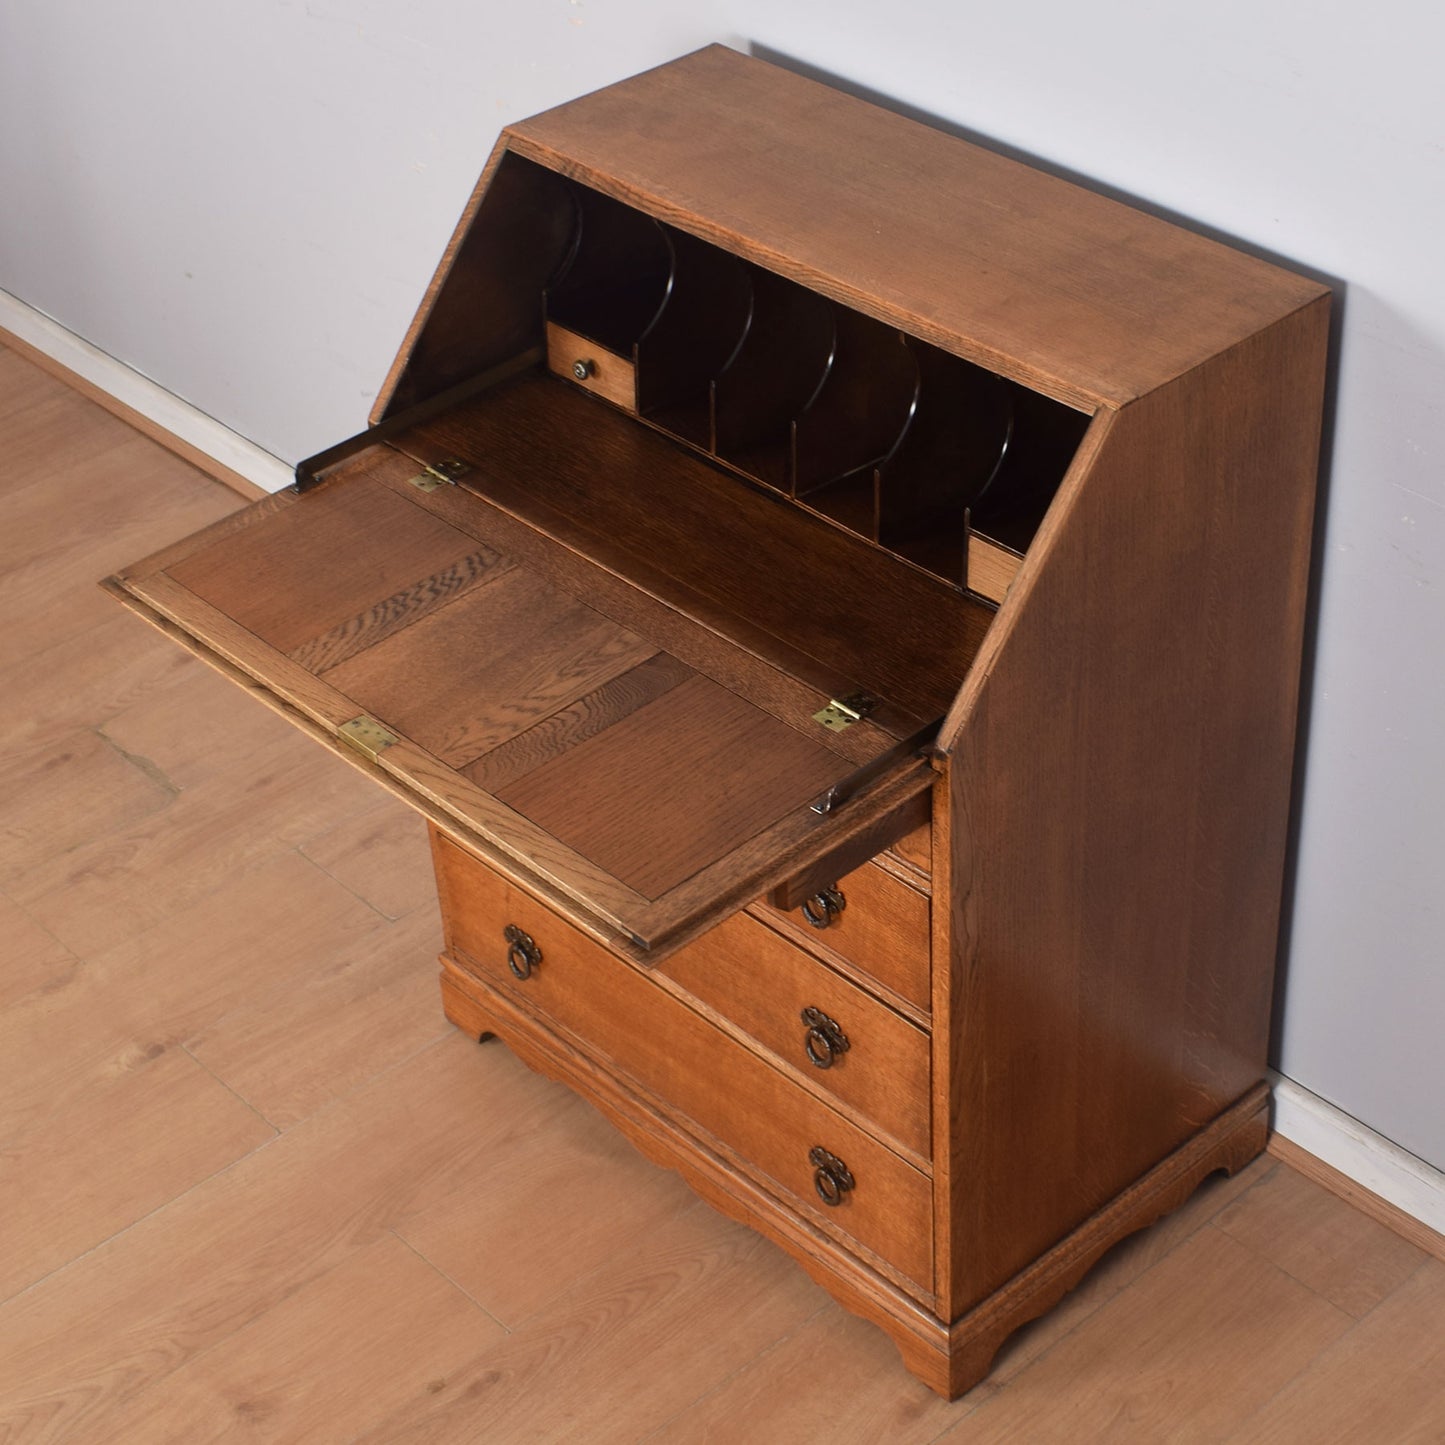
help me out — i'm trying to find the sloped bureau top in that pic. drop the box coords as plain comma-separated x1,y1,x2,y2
378,44,1326,421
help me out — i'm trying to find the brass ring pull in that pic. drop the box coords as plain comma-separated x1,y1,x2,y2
503,923,541,980
800,886,846,929
800,1006,850,1069
809,1146,855,1207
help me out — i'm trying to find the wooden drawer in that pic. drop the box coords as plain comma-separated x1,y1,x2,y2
889,819,931,877
759,859,931,1013
433,831,933,1289
657,911,930,1159
545,321,636,412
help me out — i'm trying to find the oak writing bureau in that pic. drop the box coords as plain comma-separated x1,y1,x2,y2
106,46,1330,1396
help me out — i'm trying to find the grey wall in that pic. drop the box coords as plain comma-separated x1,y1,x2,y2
3,2,1441,1167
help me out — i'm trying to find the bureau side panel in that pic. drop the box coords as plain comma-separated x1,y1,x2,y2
939,296,1330,1314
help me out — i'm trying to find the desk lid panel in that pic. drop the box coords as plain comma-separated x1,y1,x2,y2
107,448,932,955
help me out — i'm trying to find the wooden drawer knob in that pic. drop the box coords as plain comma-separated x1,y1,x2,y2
503,923,542,980
800,1006,850,1069
809,1146,855,1206
800,886,846,929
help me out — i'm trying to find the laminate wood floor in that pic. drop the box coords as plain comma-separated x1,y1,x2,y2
2,341,1442,1443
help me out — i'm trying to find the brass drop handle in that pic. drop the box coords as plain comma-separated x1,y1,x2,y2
800,886,846,929
503,923,541,980
800,1006,850,1069
809,1146,855,1207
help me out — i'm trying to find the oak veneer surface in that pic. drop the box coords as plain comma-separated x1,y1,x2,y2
495,673,850,899
320,565,657,769
940,299,1332,1311
165,476,490,654
5,345,1444,1442
462,650,695,793
397,372,991,728
112,444,932,952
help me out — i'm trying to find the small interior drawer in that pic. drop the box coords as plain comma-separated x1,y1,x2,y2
544,321,636,412
432,829,933,1290
758,859,932,1014
656,909,931,1159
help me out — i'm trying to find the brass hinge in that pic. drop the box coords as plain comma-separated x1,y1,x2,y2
408,457,470,493
336,715,399,762
812,692,878,733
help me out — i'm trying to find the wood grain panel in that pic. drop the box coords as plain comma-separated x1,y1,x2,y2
166,474,483,653
369,449,896,765
287,547,509,673
398,373,990,727
464,650,694,792
497,674,850,899
941,297,1331,1315
111,481,300,583
101,572,655,938
321,565,658,767
108,565,930,956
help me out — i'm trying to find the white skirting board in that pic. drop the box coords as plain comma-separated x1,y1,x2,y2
1271,1072,1445,1238
0,288,292,493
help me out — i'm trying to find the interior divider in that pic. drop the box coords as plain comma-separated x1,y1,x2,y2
636,230,753,446
546,188,673,359
538,174,1091,597
712,268,836,491
877,346,1014,582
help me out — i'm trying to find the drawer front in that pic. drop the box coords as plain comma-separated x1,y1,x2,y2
759,859,931,1013
545,321,637,412
434,834,932,1289
657,911,930,1158
889,819,931,877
